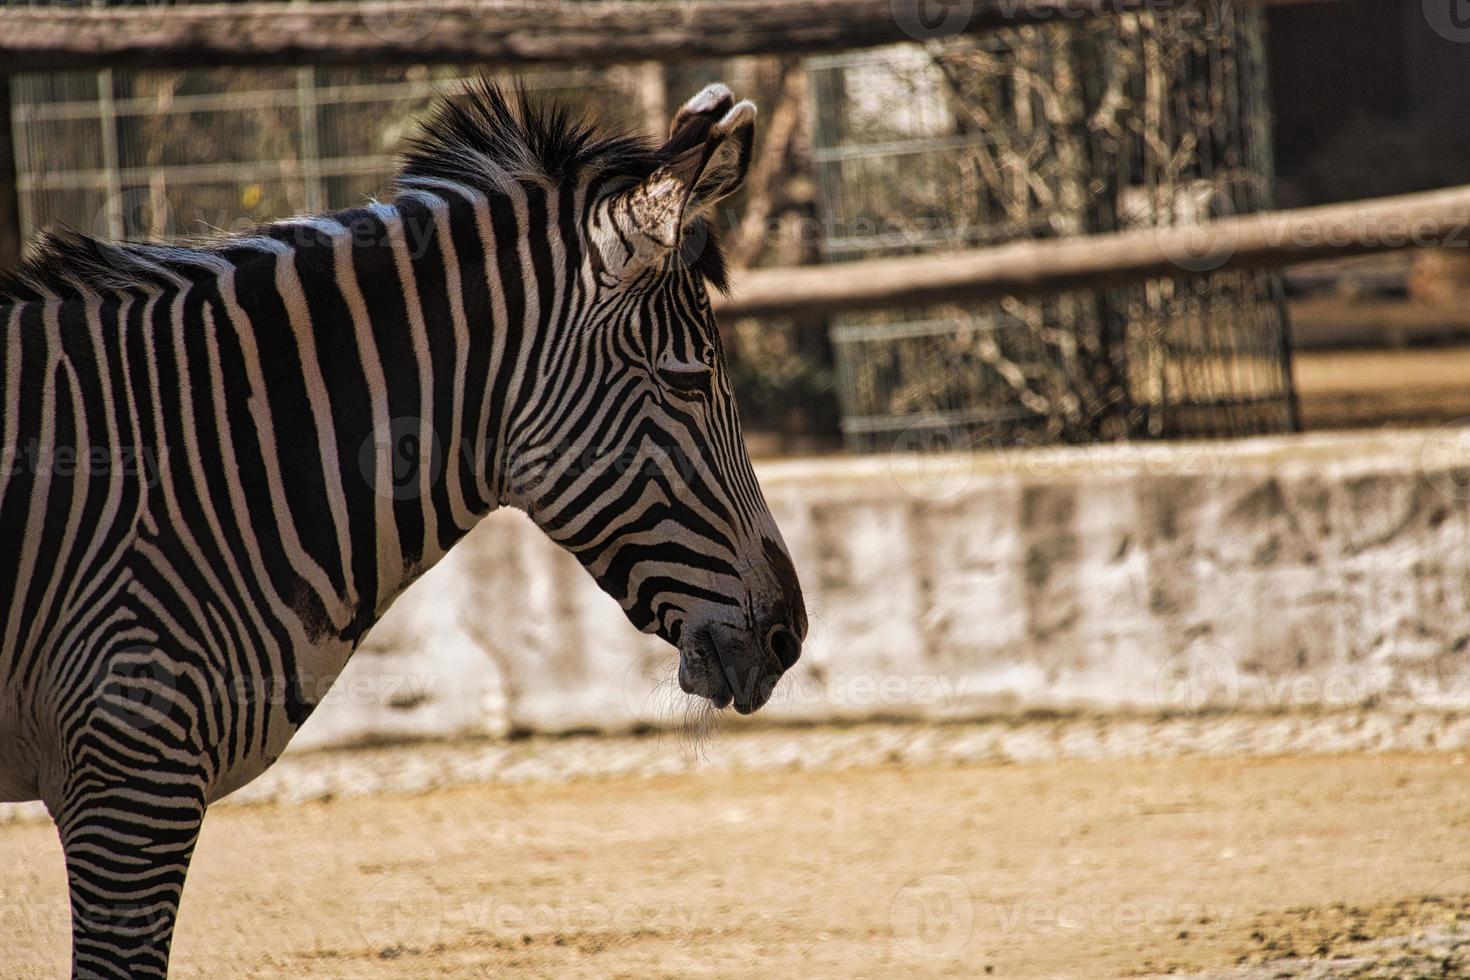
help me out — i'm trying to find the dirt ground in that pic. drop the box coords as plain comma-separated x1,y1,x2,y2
5,750,1470,979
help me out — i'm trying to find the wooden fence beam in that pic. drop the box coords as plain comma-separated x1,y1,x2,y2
0,0,1351,72
711,184,1470,319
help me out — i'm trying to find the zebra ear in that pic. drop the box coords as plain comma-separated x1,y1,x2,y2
683,97,757,221
622,88,756,255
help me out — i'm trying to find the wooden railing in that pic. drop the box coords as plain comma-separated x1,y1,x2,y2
0,0,1347,72
712,185,1470,318
0,0,1360,281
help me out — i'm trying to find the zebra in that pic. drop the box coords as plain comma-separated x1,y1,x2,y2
0,80,806,978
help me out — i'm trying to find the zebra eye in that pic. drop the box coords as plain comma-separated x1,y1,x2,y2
658,352,714,399
658,363,711,398
700,345,716,367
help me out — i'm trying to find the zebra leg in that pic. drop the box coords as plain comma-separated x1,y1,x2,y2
57,789,204,978
55,778,205,979
51,643,214,979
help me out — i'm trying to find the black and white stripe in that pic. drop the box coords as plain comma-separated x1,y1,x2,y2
0,81,804,978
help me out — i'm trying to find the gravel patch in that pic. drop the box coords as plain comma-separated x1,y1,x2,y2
5,708,1470,825
1162,925,1470,978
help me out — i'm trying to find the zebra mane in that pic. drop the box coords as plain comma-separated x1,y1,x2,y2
398,79,730,290
0,80,729,306
400,79,659,195
0,233,229,305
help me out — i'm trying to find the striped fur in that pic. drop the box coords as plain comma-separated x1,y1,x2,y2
0,81,804,978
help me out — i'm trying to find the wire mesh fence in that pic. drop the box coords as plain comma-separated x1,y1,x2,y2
9,64,656,244
4,2,1297,453
810,3,1297,452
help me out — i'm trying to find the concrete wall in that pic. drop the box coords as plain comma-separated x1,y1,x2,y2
292,428,1470,751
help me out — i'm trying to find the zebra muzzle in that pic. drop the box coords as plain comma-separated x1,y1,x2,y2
678,619,797,715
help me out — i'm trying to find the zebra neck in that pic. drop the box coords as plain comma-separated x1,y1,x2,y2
239,191,552,643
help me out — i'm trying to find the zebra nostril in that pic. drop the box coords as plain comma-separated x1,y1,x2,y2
765,625,802,672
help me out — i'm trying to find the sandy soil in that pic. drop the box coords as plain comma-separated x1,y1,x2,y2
5,750,1470,979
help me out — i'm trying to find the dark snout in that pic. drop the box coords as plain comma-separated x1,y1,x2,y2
678,616,803,715
679,537,807,715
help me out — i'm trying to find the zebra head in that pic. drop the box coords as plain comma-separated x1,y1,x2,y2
493,84,806,714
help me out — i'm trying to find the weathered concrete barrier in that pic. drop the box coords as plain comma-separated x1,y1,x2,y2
292,427,1470,751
